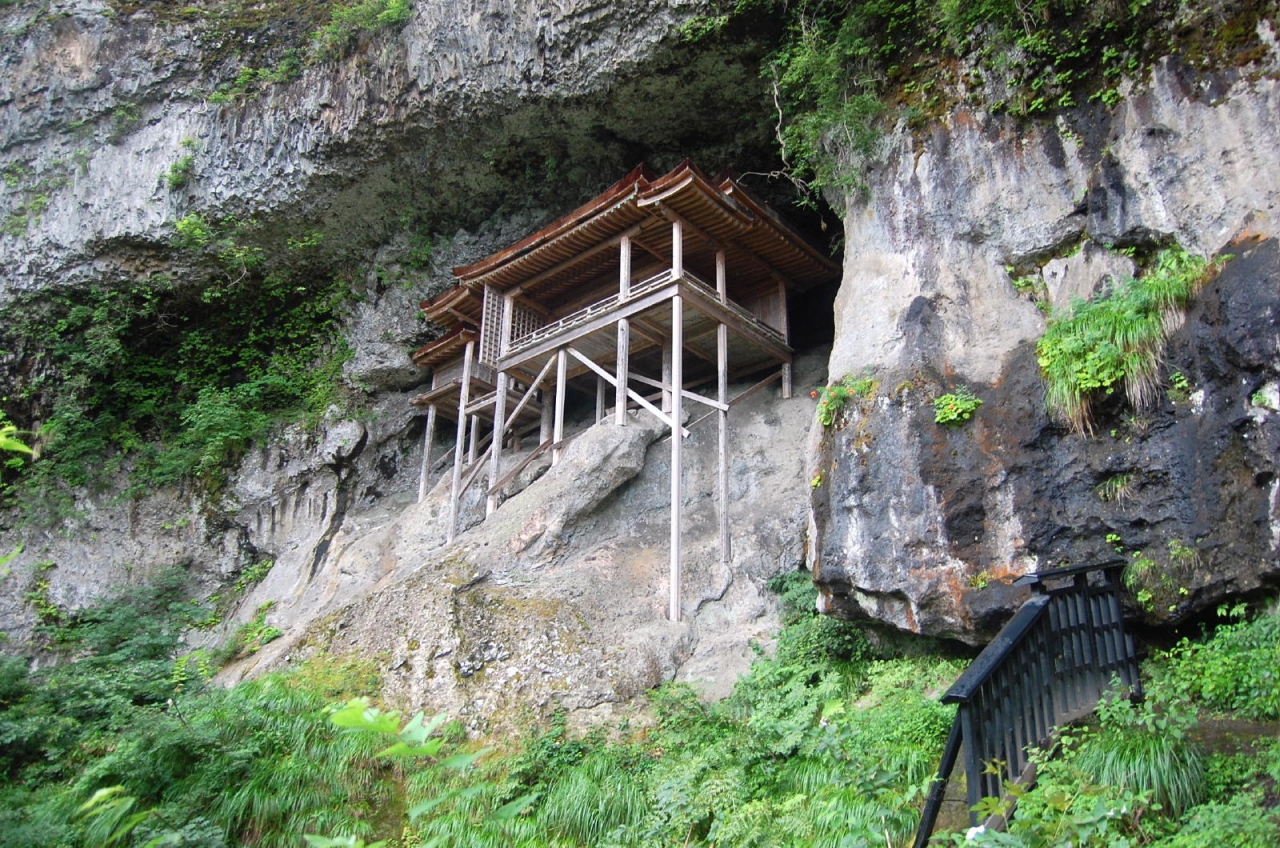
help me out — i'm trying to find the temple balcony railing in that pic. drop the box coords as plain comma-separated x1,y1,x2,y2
497,267,789,372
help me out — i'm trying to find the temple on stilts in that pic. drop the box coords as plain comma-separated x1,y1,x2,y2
410,162,838,621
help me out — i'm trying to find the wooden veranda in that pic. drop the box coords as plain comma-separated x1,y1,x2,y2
411,162,838,621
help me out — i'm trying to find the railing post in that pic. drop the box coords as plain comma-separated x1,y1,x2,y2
915,717,965,848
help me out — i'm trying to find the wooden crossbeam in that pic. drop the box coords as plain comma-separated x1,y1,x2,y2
686,371,783,431
502,356,555,437
628,372,728,411
460,443,493,494
566,347,690,437
487,437,555,496
678,280,793,363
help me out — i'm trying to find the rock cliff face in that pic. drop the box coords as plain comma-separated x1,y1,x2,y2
0,0,814,725
2,0,1279,726
0,0,767,294
812,57,1280,642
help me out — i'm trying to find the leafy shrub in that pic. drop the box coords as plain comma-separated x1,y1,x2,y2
312,0,412,60
1148,796,1280,848
932,386,982,426
1073,694,1205,818
966,693,1201,846
165,154,195,190
1155,602,1280,719
2,257,352,514
812,372,877,427
1036,247,1218,433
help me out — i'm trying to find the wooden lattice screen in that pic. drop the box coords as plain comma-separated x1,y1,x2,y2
509,299,543,349
479,285,503,367
479,285,544,367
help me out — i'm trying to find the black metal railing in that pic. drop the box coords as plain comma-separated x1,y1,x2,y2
913,563,1141,846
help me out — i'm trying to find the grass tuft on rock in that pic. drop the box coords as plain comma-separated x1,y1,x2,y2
1036,246,1220,433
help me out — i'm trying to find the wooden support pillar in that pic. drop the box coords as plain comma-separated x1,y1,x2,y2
671,218,683,278
467,414,479,464
487,370,507,516
552,347,567,464
619,236,632,300
670,293,683,622
716,243,730,560
616,319,629,426
617,235,631,427
717,321,730,564
417,403,437,504
778,278,792,399
661,345,672,413
540,387,554,442
596,375,606,424
447,341,475,542
500,293,515,357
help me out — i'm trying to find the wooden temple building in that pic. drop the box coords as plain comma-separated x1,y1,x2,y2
410,162,838,620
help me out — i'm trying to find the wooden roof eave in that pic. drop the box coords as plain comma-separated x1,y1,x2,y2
452,164,655,284
636,162,756,230
411,327,479,369
420,286,483,326
717,178,840,281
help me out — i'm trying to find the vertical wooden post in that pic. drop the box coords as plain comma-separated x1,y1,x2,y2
669,293,683,622
487,370,507,516
777,279,792,399
417,403,437,504
661,345,672,413
447,341,475,542
715,250,730,563
467,414,479,464
595,376,606,424
671,219,683,278
540,386,554,442
617,236,631,427
717,323,730,564
619,236,632,300
553,347,567,464
500,293,515,357
616,319,629,427
664,220,683,418
961,705,981,826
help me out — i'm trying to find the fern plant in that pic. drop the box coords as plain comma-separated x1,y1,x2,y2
1036,247,1220,433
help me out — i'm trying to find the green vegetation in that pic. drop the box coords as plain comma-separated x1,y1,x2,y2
2,563,1278,846
681,0,1267,197
207,0,412,102
0,214,353,520
1156,601,1280,720
812,372,877,427
312,0,412,60
1,160,73,237
164,141,198,190
964,601,1280,846
0,569,962,847
1036,247,1219,433
1095,472,1134,503
932,386,982,426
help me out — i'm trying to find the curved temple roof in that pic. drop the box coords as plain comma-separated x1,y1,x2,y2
449,162,838,304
